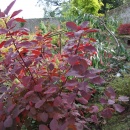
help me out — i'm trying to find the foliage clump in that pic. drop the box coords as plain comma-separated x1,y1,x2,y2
109,74,130,96
117,23,130,35
0,1,129,130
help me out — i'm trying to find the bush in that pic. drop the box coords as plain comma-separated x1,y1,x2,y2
117,23,130,35
0,1,129,130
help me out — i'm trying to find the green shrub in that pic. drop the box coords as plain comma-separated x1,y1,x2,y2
109,74,130,96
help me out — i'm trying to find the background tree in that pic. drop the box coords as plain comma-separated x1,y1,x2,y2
37,0,127,17
37,0,69,17
99,0,127,14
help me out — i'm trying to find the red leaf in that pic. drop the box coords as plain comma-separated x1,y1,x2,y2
4,38,13,47
4,0,16,15
15,18,26,22
0,29,8,34
105,87,116,99
54,96,62,106
0,121,5,130
108,99,115,105
0,102,3,111
4,116,13,128
24,91,34,99
90,76,105,85
0,41,5,48
34,84,43,92
17,41,33,47
7,104,16,113
35,99,45,108
48,63,54,71
11,10,22,18
0,12,5,17
66,22,78,31
101,108,114,119
113,104,125,113
50,119,58,130
74,30,84,37
44,87,57,94
89,106,99,113
40,112,48,122
118,96,129,102
80,21,89,28
32,50,41,56
39,124,49,130
100,98,107,104
68,55,79,66
64,80,78,87
76,97,88,105
91,115,98,124
67,93,76,104
22,76,31,87
0,86,7,93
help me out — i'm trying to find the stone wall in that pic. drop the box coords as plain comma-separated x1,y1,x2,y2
107,2,130,24
14,18,60,33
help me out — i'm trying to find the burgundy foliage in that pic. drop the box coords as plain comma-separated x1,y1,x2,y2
0,1,129,130
117,23,130,35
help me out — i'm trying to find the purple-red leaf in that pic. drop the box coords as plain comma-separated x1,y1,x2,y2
4,0,16,15
89,106,99,113
91,115,98,124
100,98,107,104
76,97,88,105
80,21,89,28
11,10,22,18
4,116,13,128
84,45,97,52
35,99,45,108
50,119,58,130
44,87,57,94
113,104,125,113
0,12,5,17
90,76,105,85
0,86,7,93
66,22,78,31
4,38,13,48
0,29,8,34
105,87,116,99
24,91,34,99
22,76,31,88
34,84,43,92
118,96,129,102
108,99,115,105
68,55,79,66
48,63,54,71
0,121,5,130
0,102,3,110
101,108,114,119
54,96,62,106
39,124,49,130
40,112,48,122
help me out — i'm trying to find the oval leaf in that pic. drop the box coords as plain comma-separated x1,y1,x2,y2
11,10,22,18
113,104,125,113
15,18,26,22
50,119,58,130
66,22,78,31
4,0,16,15
4,116,13,128
39,124,49,130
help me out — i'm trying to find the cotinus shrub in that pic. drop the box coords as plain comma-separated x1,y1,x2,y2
0,1,129,130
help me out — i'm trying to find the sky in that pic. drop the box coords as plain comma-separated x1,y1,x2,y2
0,0,44,19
